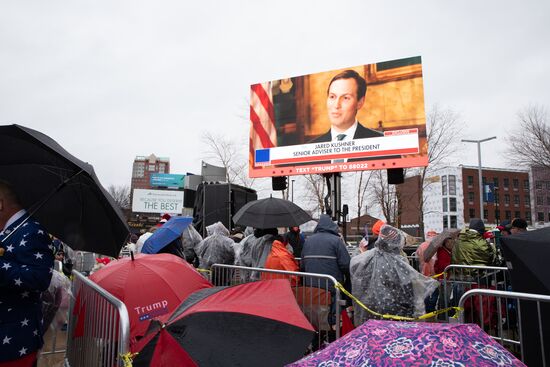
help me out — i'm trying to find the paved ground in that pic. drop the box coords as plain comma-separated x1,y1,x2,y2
38,326,67,367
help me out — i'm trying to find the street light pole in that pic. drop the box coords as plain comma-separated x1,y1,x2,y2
291,179,295,203
461,136,497,222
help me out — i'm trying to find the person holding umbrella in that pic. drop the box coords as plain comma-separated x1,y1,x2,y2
0,180,54,366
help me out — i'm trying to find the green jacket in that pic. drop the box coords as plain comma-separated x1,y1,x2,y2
451,229,496,266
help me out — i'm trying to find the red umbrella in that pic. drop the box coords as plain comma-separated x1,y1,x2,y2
89,253,212,349
133,279,315,367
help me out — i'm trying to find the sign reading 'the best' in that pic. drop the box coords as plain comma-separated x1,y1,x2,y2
132,189,184,214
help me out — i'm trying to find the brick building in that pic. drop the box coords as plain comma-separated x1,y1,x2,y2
531,165,550,225
130,154,170,191
461,166,531,225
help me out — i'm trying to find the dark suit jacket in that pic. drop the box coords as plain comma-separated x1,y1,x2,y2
308,122,399,163
309,122,383,143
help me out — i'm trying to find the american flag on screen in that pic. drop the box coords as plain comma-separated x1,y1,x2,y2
250,83,277,157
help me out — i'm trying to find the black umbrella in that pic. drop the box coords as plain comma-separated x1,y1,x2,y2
232,196,311,229
0,124,129,257
501,227,550,366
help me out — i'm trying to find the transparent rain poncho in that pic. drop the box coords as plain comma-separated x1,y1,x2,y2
235,232,277,281
350,224,439,326
196,222,235,269
180,224,203,266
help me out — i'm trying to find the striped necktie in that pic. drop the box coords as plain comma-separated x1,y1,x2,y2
334,134,346,162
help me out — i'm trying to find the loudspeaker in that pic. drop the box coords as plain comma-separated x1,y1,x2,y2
387,168,404,185
272,176,287,190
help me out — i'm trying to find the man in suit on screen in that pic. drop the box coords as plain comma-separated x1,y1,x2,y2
310,69,383,143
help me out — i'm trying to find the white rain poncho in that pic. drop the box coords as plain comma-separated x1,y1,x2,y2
196,222,235,269
181,224,203,266
350,224,439,326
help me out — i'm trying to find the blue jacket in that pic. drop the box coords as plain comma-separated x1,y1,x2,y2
0,213,54,362
300,215,350,290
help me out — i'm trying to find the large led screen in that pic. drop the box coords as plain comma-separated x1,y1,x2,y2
249,56,429,178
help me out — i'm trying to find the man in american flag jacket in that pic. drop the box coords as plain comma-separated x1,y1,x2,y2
0,181,54,366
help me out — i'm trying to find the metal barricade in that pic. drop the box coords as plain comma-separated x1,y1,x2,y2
210,264,342,350
459,289,550,367
406,252,420,272
65,271,130,367
441,264,509,321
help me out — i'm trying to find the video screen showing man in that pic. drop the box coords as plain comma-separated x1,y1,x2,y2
310,70,383,143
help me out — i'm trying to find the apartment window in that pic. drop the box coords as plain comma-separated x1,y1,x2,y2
442,198,448,212
449,197,457,212
514,211,521,219
523,179,530,191
469,208,476,218
448,175,456,195
503,178,509,189
148,164,156,171
538,212,545,222
443,216,449,228
525,195,531,207
514,195,520,205
512,178,519,190
468,192,475,203
505,211,511,220
442,176,448,195
536,181,543,190
467,175,474,186
537,196,544,205
483,209,488,219
450,216,457,228
493,177,499,188
504,194,510,205
132,162,145,178
158,163,166,173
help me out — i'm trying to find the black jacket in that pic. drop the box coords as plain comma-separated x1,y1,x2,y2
301,215,351,290
309,122,383,143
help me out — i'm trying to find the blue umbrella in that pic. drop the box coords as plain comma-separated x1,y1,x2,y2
142,216,194,254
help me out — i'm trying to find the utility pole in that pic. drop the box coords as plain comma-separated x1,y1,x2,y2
461,136,497,222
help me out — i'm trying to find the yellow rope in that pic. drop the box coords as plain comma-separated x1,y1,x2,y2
335,282,463,321
120,352,138,367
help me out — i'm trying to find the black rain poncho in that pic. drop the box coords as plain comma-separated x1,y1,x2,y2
196,222,235,269
350,224,439,326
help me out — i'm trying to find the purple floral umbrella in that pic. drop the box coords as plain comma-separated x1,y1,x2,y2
287,320,525,367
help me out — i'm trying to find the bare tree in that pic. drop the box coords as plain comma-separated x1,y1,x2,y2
201,131,257,189
505,104,550,169
354,170,374,234
107,184,130,210
368,170,400,225
303,175,326,217
366,105,464,234
415,104,465,236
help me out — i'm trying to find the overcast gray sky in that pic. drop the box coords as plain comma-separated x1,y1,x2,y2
2,0,549,189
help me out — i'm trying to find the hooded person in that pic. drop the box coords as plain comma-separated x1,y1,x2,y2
195,222,235,270
180,224,203,267
452,218,497,266
301,215,351,292
350,224,439,326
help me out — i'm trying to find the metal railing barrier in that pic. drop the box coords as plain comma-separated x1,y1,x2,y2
65,270,130,367
210,264,342,351
459,288,550,367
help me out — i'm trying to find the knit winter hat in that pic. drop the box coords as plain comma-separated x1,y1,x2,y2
469,218,485,235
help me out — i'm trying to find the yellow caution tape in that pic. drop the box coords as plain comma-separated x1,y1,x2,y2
120,352,137,367
431,272,445,279
197,268,212,274
335,282,463,321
